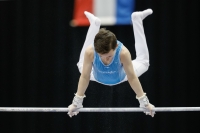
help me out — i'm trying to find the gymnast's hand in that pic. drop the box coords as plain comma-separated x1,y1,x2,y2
136,93,155,117
144,103,155,117
68,94,85,118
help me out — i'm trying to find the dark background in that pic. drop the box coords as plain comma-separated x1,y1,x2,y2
0,0,199,133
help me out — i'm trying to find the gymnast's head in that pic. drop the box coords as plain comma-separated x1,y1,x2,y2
94,28,117,56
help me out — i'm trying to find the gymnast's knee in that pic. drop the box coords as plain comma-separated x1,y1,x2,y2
136,64,149,77
77,62,83,73
143,61,150,72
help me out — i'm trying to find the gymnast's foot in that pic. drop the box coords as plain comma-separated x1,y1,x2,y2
131,9,153,21
84,11,101,26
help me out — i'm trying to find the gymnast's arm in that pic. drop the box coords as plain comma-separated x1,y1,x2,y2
76,47,93,96
120,47,145,97
120,47,155,117
67,47,93,117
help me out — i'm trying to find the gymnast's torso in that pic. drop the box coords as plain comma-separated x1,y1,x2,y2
92,41,126,85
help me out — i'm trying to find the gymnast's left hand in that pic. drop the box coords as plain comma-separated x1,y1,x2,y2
136,94,155,117
144,103,155,117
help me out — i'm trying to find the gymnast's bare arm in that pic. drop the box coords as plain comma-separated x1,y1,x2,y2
76,45,93,96
120,46,145,97
120,46,154,116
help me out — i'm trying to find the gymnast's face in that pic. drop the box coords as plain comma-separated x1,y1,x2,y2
98,49,116,61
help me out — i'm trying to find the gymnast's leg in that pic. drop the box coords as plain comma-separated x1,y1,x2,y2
77,11,101,73
131,9,153,77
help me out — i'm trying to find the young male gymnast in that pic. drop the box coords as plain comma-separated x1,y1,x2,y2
68,9,155,117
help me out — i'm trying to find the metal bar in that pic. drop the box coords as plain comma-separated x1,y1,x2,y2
1,107,200,112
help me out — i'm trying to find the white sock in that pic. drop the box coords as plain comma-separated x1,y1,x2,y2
84,11,101,26
142,9,153,19
131,9,153,20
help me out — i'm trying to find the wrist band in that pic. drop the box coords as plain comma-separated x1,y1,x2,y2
75,93,86,98
136,93,146,100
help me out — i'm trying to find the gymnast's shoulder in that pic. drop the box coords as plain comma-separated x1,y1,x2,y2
85,44,94,60
120,45,131,59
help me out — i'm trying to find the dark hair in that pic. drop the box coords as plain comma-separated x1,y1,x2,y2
94,28,117,54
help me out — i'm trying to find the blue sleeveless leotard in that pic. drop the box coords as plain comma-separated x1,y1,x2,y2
93,41,126,85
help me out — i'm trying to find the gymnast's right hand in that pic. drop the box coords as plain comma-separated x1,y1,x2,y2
68,93,86,118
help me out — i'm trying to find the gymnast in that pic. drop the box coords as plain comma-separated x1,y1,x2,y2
68,9,155,117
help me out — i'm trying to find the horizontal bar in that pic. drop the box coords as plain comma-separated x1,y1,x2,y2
0,107,200,112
